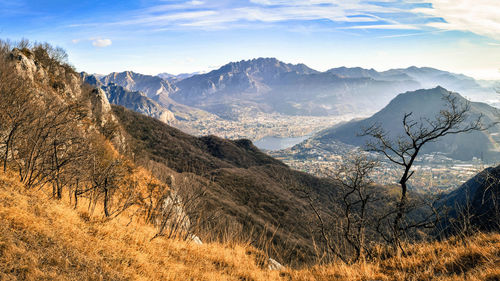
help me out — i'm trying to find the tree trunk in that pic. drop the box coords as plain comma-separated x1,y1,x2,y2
393,179,408,258
74,179,79,209
3,126,16,172
103,178,110,217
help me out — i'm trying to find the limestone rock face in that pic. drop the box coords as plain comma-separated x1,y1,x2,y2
158,110,175,123
89,88,115,127
189,235,203,245
8,48,117,132
161,190,191,232
9,48,47,82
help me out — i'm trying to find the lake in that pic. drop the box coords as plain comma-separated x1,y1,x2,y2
254,135,310,151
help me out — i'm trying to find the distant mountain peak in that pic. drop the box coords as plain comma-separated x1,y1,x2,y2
216,57,319,75
315,86,500,161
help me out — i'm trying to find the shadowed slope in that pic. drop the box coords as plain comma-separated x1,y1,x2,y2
112,105,342,265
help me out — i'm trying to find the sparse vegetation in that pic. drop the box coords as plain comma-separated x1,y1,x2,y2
361,92,483,255
0,38,498,280
1,171,499,280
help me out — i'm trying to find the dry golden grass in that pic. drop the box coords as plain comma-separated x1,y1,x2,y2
0,171,499,281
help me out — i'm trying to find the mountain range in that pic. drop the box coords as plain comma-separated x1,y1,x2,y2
157,72,205,83
170,58,424,118
81,73,176,123
82,71,216,124
327,66,482,91
86,58,498,125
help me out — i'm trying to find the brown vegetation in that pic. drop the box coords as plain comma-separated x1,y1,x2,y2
1,38,498,280
1,171,499,280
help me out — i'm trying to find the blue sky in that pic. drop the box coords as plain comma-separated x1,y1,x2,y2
1,0,499,79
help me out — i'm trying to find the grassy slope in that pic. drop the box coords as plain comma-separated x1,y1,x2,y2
112,105,342,265
1,171,499,281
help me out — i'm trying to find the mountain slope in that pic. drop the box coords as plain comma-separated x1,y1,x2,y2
3,169,499,280
314,87,500,161
0,170,287,281
442,165,500,233
112,105,344,264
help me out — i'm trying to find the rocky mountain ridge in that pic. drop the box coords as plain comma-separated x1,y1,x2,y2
82,72,175,123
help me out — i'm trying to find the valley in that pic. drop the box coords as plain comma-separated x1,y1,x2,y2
1,36,499,280
270,139,486,194
2,0,500,278
182,111,361,141
85,59,500,195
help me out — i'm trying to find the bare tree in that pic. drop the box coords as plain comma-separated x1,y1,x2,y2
334,152,378,262
0,58,35,172
361,92,483,255
305,152,380,263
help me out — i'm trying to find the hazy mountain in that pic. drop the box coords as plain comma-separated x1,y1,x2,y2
170,58,421,118
314,87,500,161
327,66,388,80
82,73,175,123
328,66,484,93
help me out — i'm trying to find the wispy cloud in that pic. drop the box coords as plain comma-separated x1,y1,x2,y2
342,24,420,30
377,29,448,39
413,0,500,40
73,0,423,31
63,0,500,42
0,0,27,16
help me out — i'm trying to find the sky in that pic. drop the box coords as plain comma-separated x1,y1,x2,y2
0,0,499,79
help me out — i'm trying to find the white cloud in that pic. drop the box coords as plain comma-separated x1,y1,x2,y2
71,39,81,44
92,38,112,48
63,0,500,41
343,24,419,30
414,0,500,40
102,0,409,30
